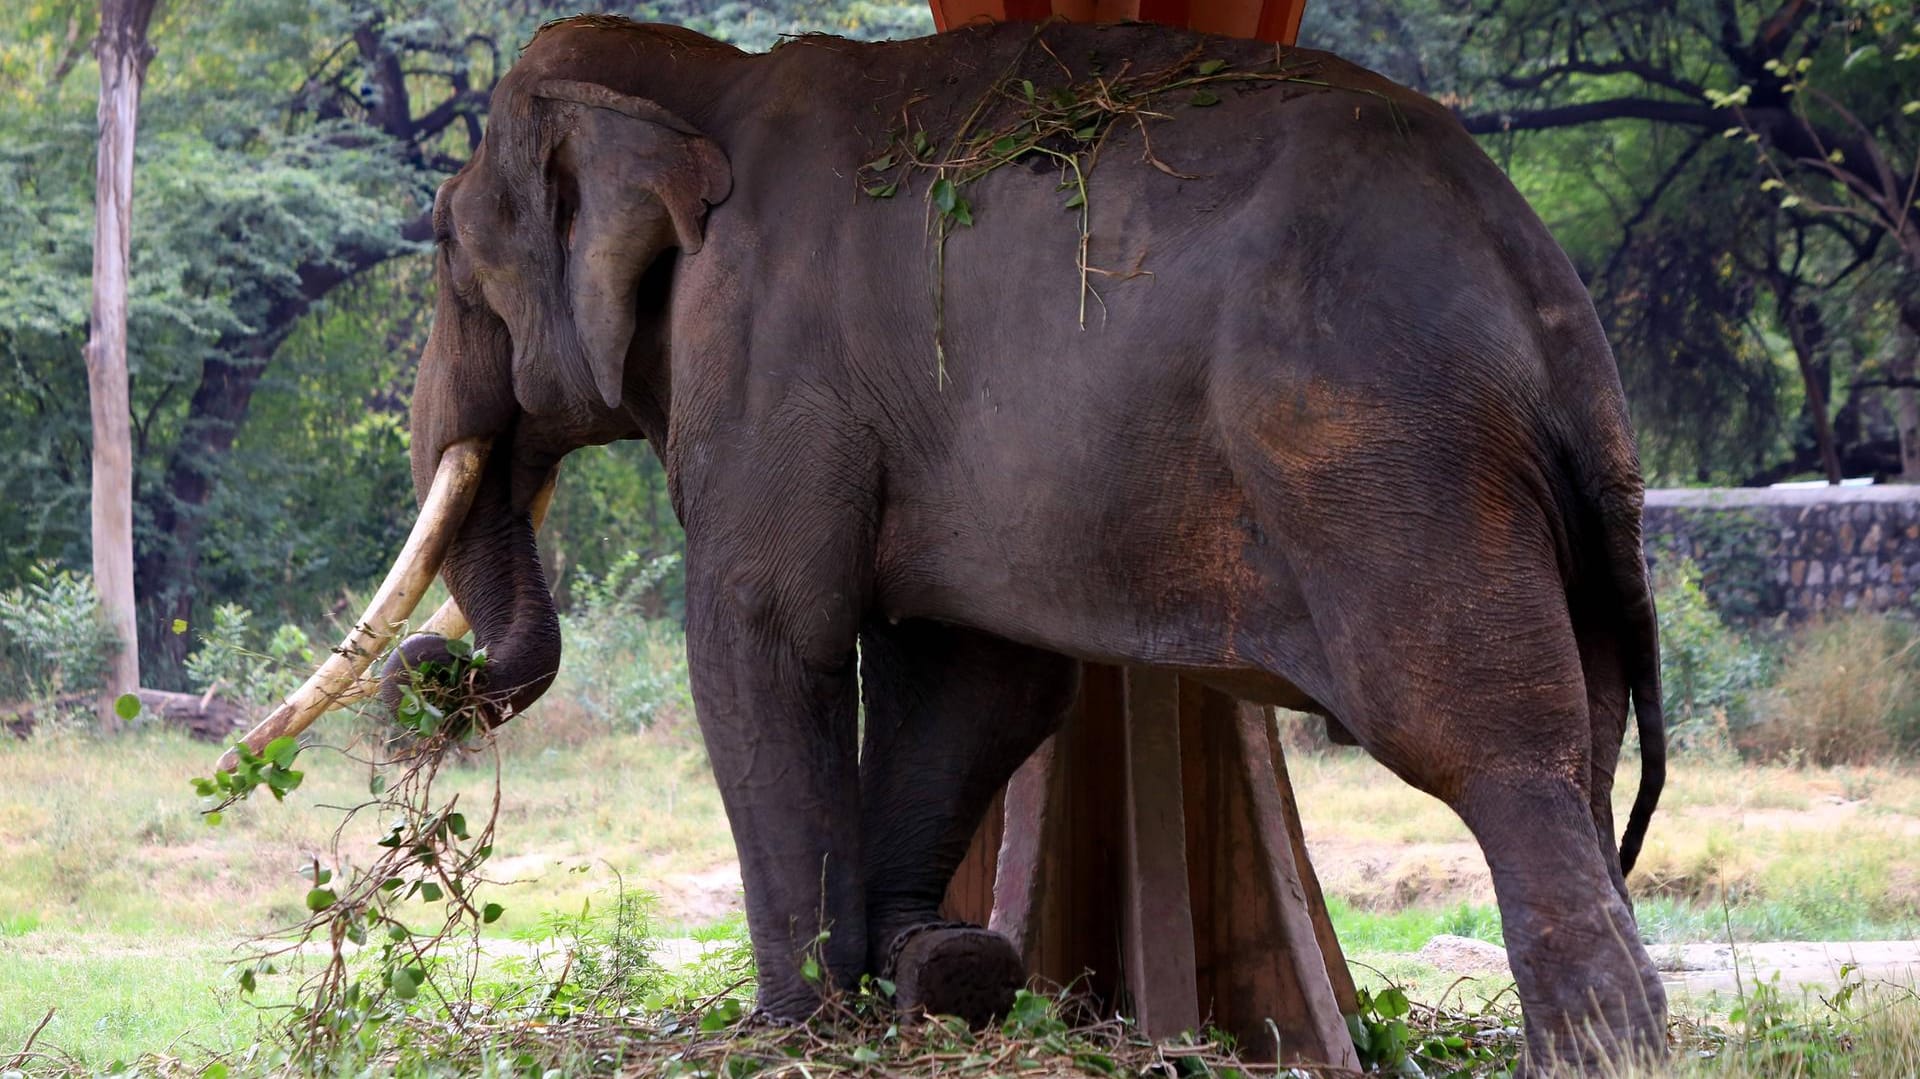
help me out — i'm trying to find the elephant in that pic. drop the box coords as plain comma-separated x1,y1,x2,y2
262,13,1671,1070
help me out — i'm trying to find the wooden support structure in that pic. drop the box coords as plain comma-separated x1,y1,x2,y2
941,665,1359,1069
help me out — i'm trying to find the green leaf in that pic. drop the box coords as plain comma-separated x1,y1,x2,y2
389,966,421,1000
446,812,468,839
442,637,471,659
204,811,223,826
171,618,188,635
419,882,443,903
699,998,744,1032
1073,125,1098,140
305,887,336,912
237,969,256,995
114,693,141,721
863,153,895,171
1190,90,1221,107
932,177,958,215
262,736,299,768
1074,1052,1117,1075
369,774,387,796
482,902,505,924
850,1046,881,1064
1376,986,1411,1019
864,182,897,198
949,200,973,227
1020,79,1035,101
990,135,1019,156
800,954,822,983
1063,190,1086,210
1196,59,1228,75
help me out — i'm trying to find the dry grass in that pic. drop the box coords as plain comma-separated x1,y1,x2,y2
13,692,1920,1074
0,712,733,943
1740,615,1920,766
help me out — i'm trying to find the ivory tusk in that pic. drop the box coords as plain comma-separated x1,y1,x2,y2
215,439,491,773
414,468,558,640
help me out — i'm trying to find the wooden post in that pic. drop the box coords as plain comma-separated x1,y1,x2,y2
942,665,1357,1069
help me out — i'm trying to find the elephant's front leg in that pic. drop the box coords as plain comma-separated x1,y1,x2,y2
686,560,866,1020
859,621,1079,1024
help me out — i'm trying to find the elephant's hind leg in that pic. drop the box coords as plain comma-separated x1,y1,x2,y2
1302,579,1666,1070
858,621,1079,1024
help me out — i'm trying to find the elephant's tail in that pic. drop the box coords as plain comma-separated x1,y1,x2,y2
1597,477,1665,878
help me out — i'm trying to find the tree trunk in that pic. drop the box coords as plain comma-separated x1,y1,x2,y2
1774,287,1843,485
85,0,160,729
132,220,424,678
3,688,247,742
1896,315,1920,485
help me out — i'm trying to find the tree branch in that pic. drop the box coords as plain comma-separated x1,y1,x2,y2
1457,96,1728,134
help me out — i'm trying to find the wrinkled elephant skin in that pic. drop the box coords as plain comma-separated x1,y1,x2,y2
391,16,1669,1070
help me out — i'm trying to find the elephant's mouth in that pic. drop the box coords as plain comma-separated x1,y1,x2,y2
214,436,557,771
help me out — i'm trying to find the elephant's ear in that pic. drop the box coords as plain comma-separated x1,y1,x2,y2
535,80,731,409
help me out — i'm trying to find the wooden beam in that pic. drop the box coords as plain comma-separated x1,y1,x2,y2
946,668,1356,1066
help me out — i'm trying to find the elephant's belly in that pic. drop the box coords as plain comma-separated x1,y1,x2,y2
872,496,1322,692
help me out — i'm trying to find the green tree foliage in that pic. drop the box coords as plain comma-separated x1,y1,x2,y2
1307,0,1920,484
0,0,923,689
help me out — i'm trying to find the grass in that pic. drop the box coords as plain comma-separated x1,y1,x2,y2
10,707,1920,1073
0,938,291,1066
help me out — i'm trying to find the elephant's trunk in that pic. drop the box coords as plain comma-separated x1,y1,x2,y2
413,454,563,723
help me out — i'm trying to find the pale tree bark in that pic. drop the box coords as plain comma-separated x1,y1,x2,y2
1897,322,1920,485
85,0,159,729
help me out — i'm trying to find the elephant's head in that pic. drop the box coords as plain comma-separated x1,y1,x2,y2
217,58,731,767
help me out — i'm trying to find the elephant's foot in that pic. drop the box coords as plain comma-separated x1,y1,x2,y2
886,923,1025,1028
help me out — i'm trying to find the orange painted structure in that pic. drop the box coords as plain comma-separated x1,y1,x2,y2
929,0,1309,46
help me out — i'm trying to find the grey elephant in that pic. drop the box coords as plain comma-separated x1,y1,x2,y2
247,14,1669,1070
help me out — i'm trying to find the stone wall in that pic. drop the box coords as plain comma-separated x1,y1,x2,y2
1642,486,1920,622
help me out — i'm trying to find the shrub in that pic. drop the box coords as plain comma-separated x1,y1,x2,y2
1742,615,1920,766
0,562,118,706
182,602,317,708
549,552,691,732
1655,557,1771,756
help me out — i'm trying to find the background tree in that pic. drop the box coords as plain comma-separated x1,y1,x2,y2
1305,0,1919,483
85,0,160,724
2,0,931,691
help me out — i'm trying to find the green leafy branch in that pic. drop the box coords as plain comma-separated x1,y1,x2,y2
238,695,511,1062
179,637,518,1063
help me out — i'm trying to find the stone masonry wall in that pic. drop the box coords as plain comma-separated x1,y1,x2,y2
1642,487,1920,622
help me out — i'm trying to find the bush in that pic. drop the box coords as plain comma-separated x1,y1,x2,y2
1742,615,1920,766
1655,557,1771,755
549,552,691,733
0,562,118,705
182,602,317,708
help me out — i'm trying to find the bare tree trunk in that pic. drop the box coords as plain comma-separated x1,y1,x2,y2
1774,287,1844,484
85,0,159,729
1896,322,1920,484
